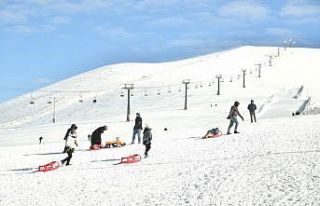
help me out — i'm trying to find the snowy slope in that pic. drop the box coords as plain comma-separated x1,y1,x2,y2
0,46,320,205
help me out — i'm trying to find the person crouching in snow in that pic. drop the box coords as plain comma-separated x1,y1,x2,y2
90,125,107,148
61,125,78,166
143,124,152,158
202,127,220,138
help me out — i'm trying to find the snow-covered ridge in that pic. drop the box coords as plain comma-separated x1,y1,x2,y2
0,45,319,129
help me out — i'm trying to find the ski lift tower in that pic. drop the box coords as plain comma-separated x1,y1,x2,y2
242,69,247,88
182,79,191,110
216,74,222,95
123,83,134,122
48,97,57,123
255,64,262,78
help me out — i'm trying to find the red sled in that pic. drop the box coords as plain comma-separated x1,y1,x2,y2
90,144,102,150
203,132,223,139
119,154,141,164
38,161,60,172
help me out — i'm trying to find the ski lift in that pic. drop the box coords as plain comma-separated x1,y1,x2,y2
208,83,212,87
178,87,182,92
93,96,97,103
47,101,52,104
144,90,148,96
157,90,161,95
195,85,198,89
168,87,172,93
200,84,203,88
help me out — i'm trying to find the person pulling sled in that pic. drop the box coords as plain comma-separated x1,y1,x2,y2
61,125,78,166
63,124,77,153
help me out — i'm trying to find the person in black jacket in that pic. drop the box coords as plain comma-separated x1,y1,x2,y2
143,124,152,158
247,100,257,123
39,136,43,144
131,113,143,144
91,125,107,147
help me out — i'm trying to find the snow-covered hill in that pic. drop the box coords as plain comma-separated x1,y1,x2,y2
0,46,320,205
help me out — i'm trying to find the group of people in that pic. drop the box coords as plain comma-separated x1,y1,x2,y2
60,113,153,166
59,100,256,166
226,99,257,134
131,113,153,158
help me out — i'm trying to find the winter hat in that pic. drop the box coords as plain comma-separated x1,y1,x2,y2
71,124,77,129
234,101,240,106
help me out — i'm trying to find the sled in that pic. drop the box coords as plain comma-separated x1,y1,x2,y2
202,131,223,139
114,154,141,165
38,161,60,172
89,144,102,150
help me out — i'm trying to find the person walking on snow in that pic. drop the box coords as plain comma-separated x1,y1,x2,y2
227,101,244,134
61,125,78,166
39,136,43,144
247,100,257,123
132,113,143,144
63,124,77,153
143,124,152,158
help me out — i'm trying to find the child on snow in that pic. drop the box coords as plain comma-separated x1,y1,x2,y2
202,128,220,138
143,124,152,158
